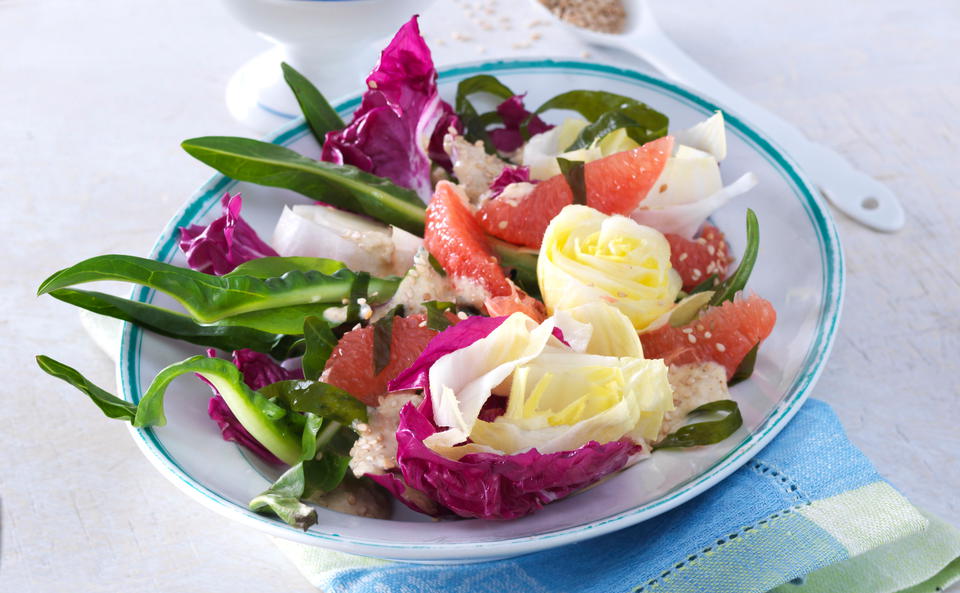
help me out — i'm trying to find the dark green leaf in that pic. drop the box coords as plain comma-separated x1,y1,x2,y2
654,400,743,450
181,137,427,236
280,62,344,143
301,316,337,381
47,288,299,359
36,355,138,421
728,344,759,387
372,305,403,375
709,209,759,306
423,300,456,331
37,354,304,464
557,158,587,205
535,90,668,146
259,380,367,426
37,255,399,335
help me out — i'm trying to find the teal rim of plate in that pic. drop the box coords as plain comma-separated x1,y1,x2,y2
117,58,844,553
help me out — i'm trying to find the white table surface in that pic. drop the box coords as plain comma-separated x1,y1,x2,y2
2,0,957,591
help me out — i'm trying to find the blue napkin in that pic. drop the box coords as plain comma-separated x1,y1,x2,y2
274,399,960,593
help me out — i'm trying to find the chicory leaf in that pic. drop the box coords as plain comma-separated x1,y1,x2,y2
47,288,299,359
36,355,137,421
488,95,554,153
226,256,345,279
709,209,759,306
654,400,743,450
280,62,344,144
37,255,399,335
181,136,427,236
37,354,304,465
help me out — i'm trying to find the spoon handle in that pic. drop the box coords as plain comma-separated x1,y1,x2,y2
617,3,905,232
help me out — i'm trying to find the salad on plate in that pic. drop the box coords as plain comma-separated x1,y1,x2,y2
36,16,775,528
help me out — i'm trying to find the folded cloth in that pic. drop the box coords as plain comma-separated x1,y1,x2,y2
273,399,960,593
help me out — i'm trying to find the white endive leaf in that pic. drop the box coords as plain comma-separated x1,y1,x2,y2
630,172,758,239
642,145,723,209
271,204,421,276
675,111,727,161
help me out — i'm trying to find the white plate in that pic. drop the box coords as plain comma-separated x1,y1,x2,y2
117,59,844,563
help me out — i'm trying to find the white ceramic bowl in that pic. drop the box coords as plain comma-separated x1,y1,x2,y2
118,59,844,563
222,0,437,131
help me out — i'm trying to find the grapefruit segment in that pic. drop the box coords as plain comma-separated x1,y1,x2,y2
483,280,548,322
425,180,512,297
323,314,455,406
667,224,734,291
639,294,776,379
477,136,674,248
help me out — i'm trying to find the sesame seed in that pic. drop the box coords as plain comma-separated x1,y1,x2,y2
716,343,726,352
707,245,716,255
682,328,693,334
498,220,508,229
659,184,668,193
678,253,688,261
704,331,712,338
692,268,702,280
687,334,697,344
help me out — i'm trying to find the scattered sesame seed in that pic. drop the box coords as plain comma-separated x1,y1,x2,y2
357,297,367,305
678,253,689,262
692,268,702,280
368,80,378,89
581,50,592,58
498,220,508,229
716,343,726,352
659,184,668,193
704,331,712,338
687,334,697,344
682,328,694,334
457,311,469,320
707,245,716,255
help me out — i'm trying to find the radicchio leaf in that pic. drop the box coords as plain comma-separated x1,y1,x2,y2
392,403,641,519
204,349,304,465
488,165,532,199
488,94,554,153
320,16,461,200
178,193,278,275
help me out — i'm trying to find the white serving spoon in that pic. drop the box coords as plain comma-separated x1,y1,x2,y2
533,0,905,232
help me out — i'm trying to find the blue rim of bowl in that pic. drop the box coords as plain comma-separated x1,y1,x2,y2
117,58,844,557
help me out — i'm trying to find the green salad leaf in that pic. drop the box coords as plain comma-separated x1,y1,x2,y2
654,400,743,450
37,255,398,335
535,90,668,146
47,288,299,359
181,137,427,236
37,355,305,465
728,344,760,386
249,455,351,531
280,62,344,143
709,209,759,306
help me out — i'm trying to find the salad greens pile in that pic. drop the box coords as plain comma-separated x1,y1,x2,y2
36,16,766,529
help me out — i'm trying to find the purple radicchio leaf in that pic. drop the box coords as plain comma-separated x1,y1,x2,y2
320,16,462,200
178,193,278,275
488,165,533,199
488,94,554,153
392,403,641,519
202,349,304,465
